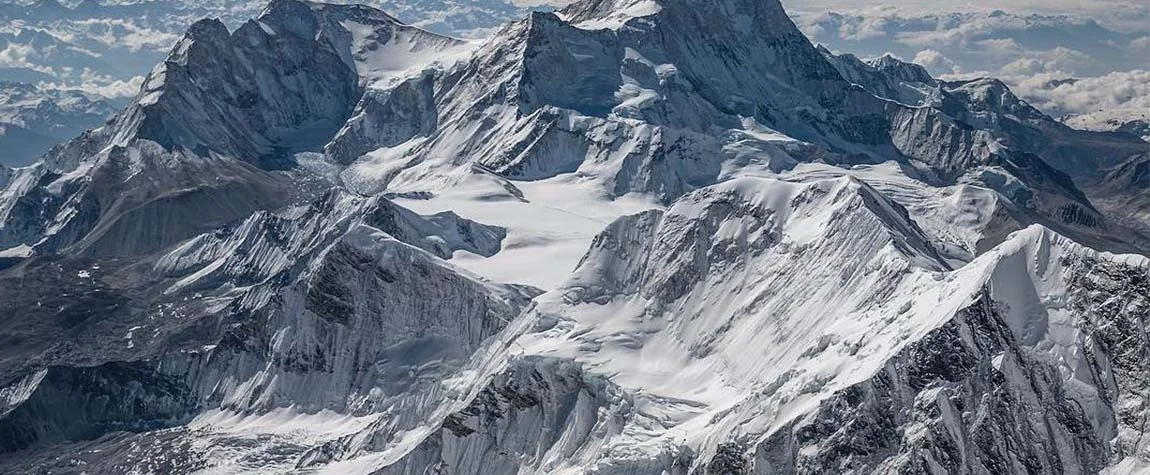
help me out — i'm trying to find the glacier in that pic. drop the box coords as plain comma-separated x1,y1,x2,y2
0,0,1147,473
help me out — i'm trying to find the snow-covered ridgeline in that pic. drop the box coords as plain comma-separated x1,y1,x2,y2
0,0,1146,472
348,177,1150,474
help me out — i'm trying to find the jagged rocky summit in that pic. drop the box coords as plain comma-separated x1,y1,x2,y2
0,0,1148,473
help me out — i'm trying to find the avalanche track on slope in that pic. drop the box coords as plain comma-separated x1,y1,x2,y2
0,0,1148,473
302,177,1150,474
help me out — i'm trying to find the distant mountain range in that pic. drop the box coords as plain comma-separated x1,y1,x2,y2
1,0,1144,169
0,0,1147,473
0,81,118,166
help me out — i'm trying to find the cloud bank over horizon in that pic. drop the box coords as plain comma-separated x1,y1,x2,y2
0,0,1145,131
792,5,1148,129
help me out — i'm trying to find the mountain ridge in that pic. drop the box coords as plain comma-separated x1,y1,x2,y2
0,0,1148,473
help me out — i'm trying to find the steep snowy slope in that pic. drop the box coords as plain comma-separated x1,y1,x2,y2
820,48,1148,190
0,4,532,463
2,174,1145,473
0,188,537,458
0,0,1148,473
333,0,1137,260
0,0,472,260
816,48,1150,252
340,178,1150,474
349,0,860,197
182,175,1125,474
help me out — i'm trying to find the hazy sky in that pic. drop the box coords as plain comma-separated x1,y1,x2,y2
0,0,1144,123
516,0,1150,32
781,0,1150,32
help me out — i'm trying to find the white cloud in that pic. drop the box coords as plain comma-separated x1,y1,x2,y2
68,19,186,52
784,0,1150,34
1131,36,1150,56
800,9,1144,75
1008,70,1150,117
972,38,1023,55
38,72,145,99
0,43,56,75
838,16,889,41
510,0,570,6
911,49,957,73
82,75,146,98
1000,57,1045,76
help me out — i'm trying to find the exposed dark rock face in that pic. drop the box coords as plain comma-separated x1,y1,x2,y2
325,72,440,165
1064,254,1150,463
0,188,530,458
0,0,1148,473
752,291,1109,474
131,1,360,162
365,356,643,475
0,362,197,453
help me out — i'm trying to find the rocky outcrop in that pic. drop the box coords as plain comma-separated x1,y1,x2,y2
0,363,196,453
361,182,1148,475
0,0,1148,473
753,291,1109,474
0,189,534,457
325,71,440,165
362,356,647,475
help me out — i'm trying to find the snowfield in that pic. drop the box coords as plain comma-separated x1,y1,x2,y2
0,0,1148,473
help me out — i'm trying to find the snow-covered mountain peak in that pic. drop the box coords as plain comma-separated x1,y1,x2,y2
509,0,847,112
350,176,1148,473
3,1,1150,472
558,0,662,30
261,0,473,87
0,0,483,260
126,0,468,163
865,53,935,85
260,0,407,28
365,178,1150,474
128,10,358,161
560,0,794,32
565,176,950,307
509,174,982,449
362,0,860,198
